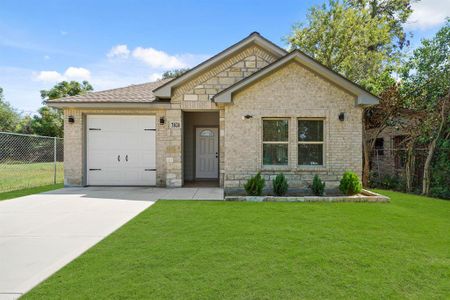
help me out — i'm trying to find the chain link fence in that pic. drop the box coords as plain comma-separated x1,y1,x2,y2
369,147,427,192
0,132,64,193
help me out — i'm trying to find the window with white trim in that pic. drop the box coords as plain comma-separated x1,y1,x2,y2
262,119,289,165
298,119,324,166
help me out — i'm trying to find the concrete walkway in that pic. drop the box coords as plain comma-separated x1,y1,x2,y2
0,186,223,299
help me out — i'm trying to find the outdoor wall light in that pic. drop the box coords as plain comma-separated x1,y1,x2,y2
68,116,75,123
338,112,345,121
242,114,253,120
159,117,165,125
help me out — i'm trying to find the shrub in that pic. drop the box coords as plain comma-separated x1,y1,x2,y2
311,174,325,196
369,173,401,190
272,173,288,196
244,172,265,196
339,171,362,195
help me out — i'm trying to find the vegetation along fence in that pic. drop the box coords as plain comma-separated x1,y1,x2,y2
0,132,64,193
369,147,428,193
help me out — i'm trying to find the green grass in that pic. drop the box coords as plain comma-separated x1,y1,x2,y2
25,190,449,299
0,162,63,193
0,184,64,201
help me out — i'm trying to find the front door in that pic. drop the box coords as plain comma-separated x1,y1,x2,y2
195,127,219,179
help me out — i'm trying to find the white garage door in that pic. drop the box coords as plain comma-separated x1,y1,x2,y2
86,115,156,186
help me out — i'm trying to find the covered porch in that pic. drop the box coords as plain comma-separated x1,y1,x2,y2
183,111,222,187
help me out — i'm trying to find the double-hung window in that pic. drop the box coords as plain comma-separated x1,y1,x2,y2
262,119,289,165
298,119,324,166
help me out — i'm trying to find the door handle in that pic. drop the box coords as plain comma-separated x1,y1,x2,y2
117,155,120,162
125,155,128,162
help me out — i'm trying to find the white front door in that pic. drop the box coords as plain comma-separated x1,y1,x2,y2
195,127,219,179
86,115,156,186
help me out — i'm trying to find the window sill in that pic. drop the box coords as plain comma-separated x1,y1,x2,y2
297,166,327,172
261,165,290,171
261,165,327,172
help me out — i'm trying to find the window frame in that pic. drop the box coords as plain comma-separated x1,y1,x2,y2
297,118,325,166
262,118,290,166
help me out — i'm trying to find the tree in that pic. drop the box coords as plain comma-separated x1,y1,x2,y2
40,80,93,101
34,80,94,137
287,0,412,186
346,0,412,49
0,87,21,132
401,20,450,195
30,106,64,137
287,0,412,94
161,68,190,80
363,84,404,186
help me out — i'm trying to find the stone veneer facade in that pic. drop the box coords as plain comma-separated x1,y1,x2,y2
62,44,363,190
223,62,363,191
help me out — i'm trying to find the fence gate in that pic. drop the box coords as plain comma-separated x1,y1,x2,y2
0,132,64,193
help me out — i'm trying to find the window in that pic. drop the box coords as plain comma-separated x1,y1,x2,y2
262,119,289,165
374,138,384,156
298,119,324,165
200,129,214,137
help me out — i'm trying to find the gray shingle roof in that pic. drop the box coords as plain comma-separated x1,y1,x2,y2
47,78,172,103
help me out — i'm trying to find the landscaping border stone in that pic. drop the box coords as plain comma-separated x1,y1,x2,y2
224,189,389,203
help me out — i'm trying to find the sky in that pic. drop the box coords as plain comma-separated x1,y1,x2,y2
0,0,448,114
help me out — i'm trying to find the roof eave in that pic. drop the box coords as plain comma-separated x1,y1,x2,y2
46,101,171,109
212,50,380,106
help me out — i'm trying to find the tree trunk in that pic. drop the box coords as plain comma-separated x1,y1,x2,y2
362,139,371,187
422,140,437,195
422,96,448,195
405,142,415,193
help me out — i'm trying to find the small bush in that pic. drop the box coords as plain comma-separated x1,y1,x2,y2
272,173,288,196
311,175,325,196
244,172,265,196
369,173,401,190
339,171,362,195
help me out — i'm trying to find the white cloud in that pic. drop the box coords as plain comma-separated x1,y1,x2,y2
107,44,130,59
35,70,64,82
149,73,162,81
64,67,91,80
35,67,91,82
132,47,187,69
407,0,450,30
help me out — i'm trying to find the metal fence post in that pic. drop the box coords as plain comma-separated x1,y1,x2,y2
54,137,57,184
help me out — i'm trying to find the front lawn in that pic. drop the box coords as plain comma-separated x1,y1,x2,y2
0,162,64,193
0,183,64,201
25,190,449,299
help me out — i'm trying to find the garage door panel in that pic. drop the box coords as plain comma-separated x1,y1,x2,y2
88,132,124,150
87,115,156,186
88,150,122,168
124,150,155,168
121,169,156,186
88,169,123,185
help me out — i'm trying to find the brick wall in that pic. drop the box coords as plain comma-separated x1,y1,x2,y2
223,61,363,192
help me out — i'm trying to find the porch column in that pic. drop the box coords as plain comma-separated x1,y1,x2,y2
165,109,183,187
219,108,225,187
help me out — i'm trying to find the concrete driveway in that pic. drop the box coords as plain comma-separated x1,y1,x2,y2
0,186,223,299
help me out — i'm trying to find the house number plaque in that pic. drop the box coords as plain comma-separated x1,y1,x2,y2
170,121,181,128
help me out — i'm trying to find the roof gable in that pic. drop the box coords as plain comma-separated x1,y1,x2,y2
213,50,380,106
152,32,287,99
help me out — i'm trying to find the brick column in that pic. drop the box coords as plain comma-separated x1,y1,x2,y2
165,109,183,187
63,109,84,186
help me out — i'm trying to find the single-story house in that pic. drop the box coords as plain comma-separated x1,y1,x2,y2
47,32,379,192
